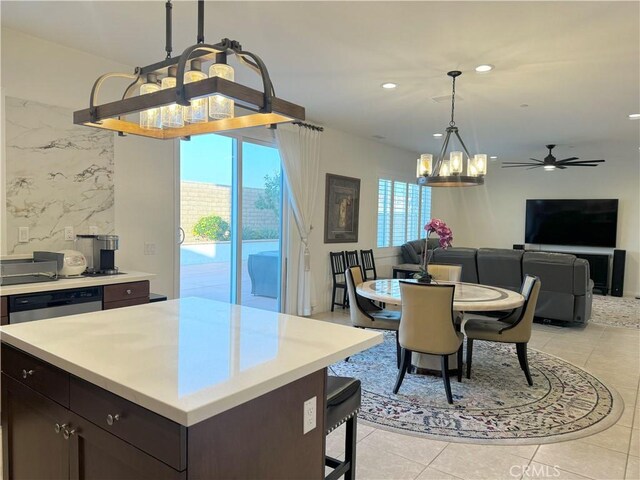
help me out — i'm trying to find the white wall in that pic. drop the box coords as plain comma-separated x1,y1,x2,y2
432,145,640,296
1,28,177,296
287,127,418,314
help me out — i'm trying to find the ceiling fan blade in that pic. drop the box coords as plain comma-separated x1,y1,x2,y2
558,157,579,162
557,159,605,165
564,163,599,167
502,162,539,165
556,166,567,169
526,165,544,170
529,158,544,163
502,164,539,168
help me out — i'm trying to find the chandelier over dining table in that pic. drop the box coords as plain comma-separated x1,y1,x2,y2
417,71,487,187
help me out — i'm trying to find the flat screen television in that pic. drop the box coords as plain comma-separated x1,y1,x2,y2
525,199,618,248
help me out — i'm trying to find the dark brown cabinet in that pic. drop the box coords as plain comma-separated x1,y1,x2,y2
1,374,70,480
2,343,325,479
103,281,150,310
1,297,7,325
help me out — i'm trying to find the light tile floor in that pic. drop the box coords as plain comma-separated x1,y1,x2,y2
315,310,640,480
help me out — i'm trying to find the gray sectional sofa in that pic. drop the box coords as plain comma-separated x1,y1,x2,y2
400,244,593,325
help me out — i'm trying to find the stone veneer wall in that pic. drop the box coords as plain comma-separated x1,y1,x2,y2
180,181,279,244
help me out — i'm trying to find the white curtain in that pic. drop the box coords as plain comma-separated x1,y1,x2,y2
276,124,321,316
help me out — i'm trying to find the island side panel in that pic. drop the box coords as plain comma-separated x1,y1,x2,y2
187,368,326,479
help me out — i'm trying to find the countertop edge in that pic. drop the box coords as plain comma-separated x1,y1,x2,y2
0,271,156,296
0,329,383,427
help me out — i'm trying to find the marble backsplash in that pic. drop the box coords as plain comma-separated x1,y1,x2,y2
4,96,114,254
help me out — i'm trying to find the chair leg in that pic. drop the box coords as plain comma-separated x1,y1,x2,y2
342,286,348,309
344,415,357,480
393,348,411,394
331,283,337,312
516,343,533,386
395,331,401,369
441,355,453,404
466,338,473,379
457,345,463,383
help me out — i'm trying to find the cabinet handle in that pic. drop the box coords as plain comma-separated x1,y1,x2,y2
54,423,67,434
21,369,34,379
106,413,120,426
63,427,76,440
126,289,132,295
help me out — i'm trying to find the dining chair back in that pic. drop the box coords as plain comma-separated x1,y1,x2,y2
464,275,541,386
330,251,348,311
360,249,377,281
428,263,462,282
345,266,402,365
394,282,464,403
344,250,360,268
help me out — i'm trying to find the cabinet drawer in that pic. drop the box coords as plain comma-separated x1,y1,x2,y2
1,343,70,407
103,297,149,310
1,296,7,325
70,376,186,471
103,281,150,303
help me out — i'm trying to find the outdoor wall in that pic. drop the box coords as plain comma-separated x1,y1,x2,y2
1,28,176,297
431,143,640,297
180,181,279,244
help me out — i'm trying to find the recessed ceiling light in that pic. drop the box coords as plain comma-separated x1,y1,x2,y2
475,64,494,73
490,156,498,160
520,104,529,108
381,82,397,89
433,133,443,138
629,113,640,119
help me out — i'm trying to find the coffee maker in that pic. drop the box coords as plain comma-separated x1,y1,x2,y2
76,234,119,274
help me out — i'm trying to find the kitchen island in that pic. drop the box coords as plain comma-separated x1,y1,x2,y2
0,298,381,479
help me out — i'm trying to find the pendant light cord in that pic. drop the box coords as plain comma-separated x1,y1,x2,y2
165,0,172,59
450,75,456,127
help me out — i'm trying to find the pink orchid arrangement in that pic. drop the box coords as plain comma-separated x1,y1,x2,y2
418,219,453,279
425,218,453,249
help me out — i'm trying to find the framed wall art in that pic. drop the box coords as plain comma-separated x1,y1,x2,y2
324,173,360,243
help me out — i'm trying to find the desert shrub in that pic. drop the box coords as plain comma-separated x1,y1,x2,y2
193,215,230,241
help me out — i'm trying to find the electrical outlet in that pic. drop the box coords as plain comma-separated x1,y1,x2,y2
64,226,75,241
18,227,29,243
88,226,99,235
303,396,316,434
144,242,156,255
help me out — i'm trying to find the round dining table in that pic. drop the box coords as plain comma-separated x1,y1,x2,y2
356,279,525,373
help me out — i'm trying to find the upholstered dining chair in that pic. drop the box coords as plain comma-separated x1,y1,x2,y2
463,275,541,386
360,249,377,281
330,251,348,311
345,266,402,366
394,282,463,404
428,263,462,282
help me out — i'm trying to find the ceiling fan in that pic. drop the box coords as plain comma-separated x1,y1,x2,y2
502,145,605,171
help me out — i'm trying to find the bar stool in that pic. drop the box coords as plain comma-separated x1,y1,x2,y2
325,376,361,480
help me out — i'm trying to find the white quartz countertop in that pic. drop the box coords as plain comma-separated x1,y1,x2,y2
0,298,382,426
0,271,155,296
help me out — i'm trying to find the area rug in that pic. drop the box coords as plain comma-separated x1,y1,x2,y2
330,332,622,445
590,295,639,329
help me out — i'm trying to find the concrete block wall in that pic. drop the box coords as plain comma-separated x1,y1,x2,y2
180,181,279,244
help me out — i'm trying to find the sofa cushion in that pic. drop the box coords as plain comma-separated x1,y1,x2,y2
477,248,523,291
401,238,441,264
432,247,478,283
522,252,577,295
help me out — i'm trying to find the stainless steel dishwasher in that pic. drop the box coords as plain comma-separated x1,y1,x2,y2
8,286,103,323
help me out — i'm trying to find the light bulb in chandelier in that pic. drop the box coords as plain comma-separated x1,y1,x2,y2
161,67,184,128
139,73,162,130
183,60,208,123
209,58,235,120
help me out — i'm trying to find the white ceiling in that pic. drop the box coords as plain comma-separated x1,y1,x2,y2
2,1,639,162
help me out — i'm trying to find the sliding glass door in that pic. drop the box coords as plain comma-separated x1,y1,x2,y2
179,134,282,311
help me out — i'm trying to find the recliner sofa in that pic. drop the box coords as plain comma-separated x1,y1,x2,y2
401,244,593,324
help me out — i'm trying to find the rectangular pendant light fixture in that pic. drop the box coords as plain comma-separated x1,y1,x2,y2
73,1,305,140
